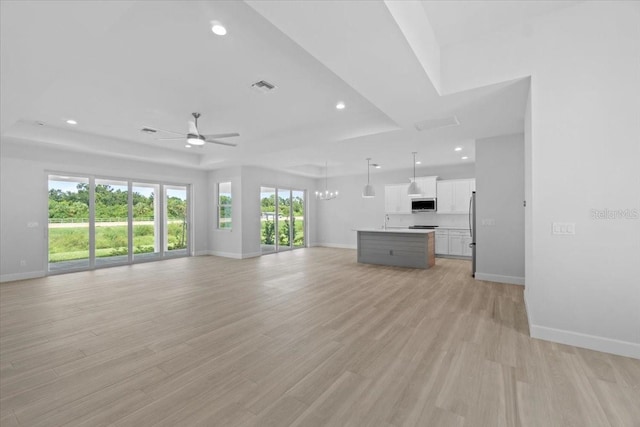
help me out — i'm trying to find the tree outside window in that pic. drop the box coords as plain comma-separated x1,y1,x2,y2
218,182,232,229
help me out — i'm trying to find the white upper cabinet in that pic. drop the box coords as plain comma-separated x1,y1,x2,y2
436,179,475,214
384,184,412,214
409,176,437,198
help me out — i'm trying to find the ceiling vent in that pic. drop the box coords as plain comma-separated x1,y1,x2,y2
140,127,157,133
414,116,460,132
251,80,277,93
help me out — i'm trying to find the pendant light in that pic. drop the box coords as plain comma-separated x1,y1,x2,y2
362,158,375,198
315,161,338,200
407,151,420,196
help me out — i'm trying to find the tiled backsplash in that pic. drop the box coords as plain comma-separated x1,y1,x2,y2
387,212,469,228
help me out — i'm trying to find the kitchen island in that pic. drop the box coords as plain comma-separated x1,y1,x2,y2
355,228,435,269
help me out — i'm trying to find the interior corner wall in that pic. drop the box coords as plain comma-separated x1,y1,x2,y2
0,139,209,282
475,133,524,285
441,1,640,358
221,166,316,258
523,85,534,319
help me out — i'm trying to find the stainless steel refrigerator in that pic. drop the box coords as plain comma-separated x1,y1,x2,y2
469,191,476,277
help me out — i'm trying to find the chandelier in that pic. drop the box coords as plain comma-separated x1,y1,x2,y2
315,161,338,200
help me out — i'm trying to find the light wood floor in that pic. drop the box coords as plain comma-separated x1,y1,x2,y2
1,248,639,426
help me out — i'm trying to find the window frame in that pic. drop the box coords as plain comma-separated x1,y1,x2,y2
217,181,232,230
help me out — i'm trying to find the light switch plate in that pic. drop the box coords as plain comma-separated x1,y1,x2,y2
552,222,575,235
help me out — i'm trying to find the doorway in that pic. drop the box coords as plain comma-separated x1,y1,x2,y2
260,187,305,254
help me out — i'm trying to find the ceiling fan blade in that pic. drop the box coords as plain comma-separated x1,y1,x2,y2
156,137,185,141
202,133,239,139
188,120,199,135
205,138,237,147
152,127,185,136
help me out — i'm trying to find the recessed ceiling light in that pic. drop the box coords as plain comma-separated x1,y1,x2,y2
336,101,345,110
211,24,227,36
185,144,192,148
415,161,421,165
66,119,77,125
373,164,381,169
461,156,468,160
454,147,462,151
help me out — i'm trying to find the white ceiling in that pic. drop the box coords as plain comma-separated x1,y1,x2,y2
0,1,576,177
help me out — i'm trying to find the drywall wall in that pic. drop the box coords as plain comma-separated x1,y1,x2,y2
441,1,640,357
239,166,318,258
208,167,243,258
208,165,319,258
475,133,524,285
316,163,476,248
0,139,209,282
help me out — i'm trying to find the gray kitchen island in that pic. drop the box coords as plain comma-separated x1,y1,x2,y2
355,228,436,269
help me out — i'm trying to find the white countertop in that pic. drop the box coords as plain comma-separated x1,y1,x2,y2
354,228,435,234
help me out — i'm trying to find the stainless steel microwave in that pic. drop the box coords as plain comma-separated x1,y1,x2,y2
411,198,437,213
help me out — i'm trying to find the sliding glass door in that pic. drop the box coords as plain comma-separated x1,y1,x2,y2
132,182,160,261
48,174,190,273
292,190,305,248
95,179,129,267
165,185,188,256
48,175,90,272
259,187,305,254
277,189,292,251
260,187,277,254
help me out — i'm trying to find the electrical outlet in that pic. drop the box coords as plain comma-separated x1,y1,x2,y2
552,222,575,235
20,260,27,267
481,219,496,226
27,221,39,228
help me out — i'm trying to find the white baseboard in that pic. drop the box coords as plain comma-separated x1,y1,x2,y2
208,251,243,259
523,288,533,333
0,270,45,283
530,324,640,359
475,272,525,286
317,243,357,250
193,250,211,256
241,252,262,259
206,250,262,259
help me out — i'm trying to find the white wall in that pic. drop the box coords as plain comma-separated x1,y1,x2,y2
209,165,319,258
317,163,475,248
241,166,319,257
475,133,524,285
442,1,640,357
0,139,209,282
209,167,243,258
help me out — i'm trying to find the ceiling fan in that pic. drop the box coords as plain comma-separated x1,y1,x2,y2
152,112,239,147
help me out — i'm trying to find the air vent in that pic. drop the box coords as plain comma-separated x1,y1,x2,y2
251,80,277,93
414,116,460,132
141,127,157,133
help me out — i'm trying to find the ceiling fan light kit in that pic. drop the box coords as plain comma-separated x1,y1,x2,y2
153,112,239,148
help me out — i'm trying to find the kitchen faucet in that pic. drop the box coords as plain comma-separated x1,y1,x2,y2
384,214,390,229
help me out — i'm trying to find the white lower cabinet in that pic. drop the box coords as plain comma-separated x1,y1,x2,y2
435,231,449,254
462,236,473,257
436,229,471,257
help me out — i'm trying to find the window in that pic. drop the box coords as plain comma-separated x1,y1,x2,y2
218,182,232,229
